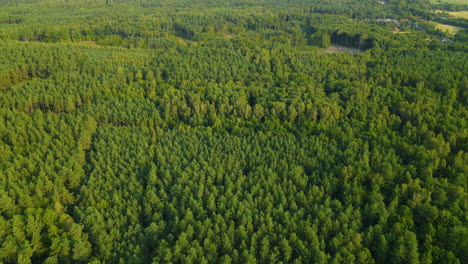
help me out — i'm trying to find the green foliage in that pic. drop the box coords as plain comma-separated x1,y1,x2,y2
0,0,467,263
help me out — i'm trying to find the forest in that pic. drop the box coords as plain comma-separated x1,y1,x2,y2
0,0,467,263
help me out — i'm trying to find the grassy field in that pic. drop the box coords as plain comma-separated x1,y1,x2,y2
317,45,362,55
435,10,468,18
430,0,468,5
434,22,464,34
447,11,468,18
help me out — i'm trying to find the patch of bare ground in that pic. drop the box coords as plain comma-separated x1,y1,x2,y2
317,45,362,55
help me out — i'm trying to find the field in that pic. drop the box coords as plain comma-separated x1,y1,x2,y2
448,11,468,18
317,45,362,54
436,10,468,18
430,0,468,5
434,22,464,34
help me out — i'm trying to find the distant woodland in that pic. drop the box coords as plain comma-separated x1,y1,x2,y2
0,0,467,263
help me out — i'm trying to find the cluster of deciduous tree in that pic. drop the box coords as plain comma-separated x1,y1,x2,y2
0,0,467,263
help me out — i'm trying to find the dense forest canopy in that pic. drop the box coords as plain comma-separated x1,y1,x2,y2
0,0,467,263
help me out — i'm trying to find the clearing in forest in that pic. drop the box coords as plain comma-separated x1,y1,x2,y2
317,45,362,55
447,11,468,19
430,0,468,5
433,22,464,34
435,10,468,18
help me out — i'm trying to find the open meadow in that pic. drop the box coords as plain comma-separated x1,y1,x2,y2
448,11,468,18
434,22,465,33
431,0,468,5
